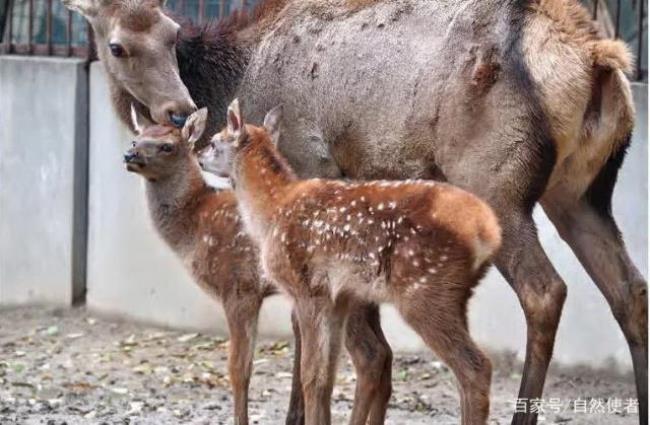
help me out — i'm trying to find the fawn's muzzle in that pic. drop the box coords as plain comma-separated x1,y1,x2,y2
124,150,145,171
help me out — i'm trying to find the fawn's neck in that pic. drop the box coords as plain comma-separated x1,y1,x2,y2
234,133,297,240
145,158,212,255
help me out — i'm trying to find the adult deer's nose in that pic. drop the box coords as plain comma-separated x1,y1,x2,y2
163,100,198,128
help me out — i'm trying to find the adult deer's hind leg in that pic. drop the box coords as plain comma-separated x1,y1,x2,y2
345,302,392,425
542,153,648,425
223,294,264,425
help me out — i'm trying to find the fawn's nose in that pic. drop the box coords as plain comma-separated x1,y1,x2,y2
124,151,139,163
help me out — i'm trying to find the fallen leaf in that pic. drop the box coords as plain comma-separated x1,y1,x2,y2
177,333,199,343
110,387,128,395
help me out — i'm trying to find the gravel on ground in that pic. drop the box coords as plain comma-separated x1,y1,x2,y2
0,306,639,424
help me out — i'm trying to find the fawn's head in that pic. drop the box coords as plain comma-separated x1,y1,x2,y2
62,0,196,128
198,99,281,179
125,106,208,180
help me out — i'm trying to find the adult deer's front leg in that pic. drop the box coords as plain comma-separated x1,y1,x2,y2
495,213,567,425
543,196,648,425
295,294,347,425
224,296,263,425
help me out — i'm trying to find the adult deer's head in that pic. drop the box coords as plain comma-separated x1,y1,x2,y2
63,0,196,128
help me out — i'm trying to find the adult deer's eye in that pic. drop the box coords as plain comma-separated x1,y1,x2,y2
160,144,174,153
109,43,125,58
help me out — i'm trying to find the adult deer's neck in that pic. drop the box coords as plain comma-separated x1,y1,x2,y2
145,158,212,255
176,20,251,145
234,128,297,239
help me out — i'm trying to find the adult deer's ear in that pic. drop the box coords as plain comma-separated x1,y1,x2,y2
182,107,208,147
62,0,100,19
227,99,247,146
130,103,152,135
263,105,282,147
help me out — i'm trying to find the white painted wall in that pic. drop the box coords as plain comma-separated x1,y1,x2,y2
60,63,650,369
0,56,88,305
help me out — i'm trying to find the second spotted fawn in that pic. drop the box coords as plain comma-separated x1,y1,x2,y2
124,107,395,425
200,99,503,425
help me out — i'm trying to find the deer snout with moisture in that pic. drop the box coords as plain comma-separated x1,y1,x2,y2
124,143,146,172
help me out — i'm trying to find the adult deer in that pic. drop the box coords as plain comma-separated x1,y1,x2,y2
64,0,647,423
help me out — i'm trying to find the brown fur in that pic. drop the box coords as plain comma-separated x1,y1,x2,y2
344,0,379,13
117,0,161,31
66,0,647,421
125,124,272,425
219,115,502,425
127,121,399,425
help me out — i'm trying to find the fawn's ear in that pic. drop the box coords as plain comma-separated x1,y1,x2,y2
182,107,208,146
130,103,152,135
226,99,247,145
263,105,282,147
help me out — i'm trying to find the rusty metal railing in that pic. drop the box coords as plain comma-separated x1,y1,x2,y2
0,0,92,57
589,0,647,80
0,0,647,80
0,0,253,59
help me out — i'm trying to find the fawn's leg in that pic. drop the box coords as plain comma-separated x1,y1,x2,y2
295,294,348,425
345,302,392,425
286,308,306,425
397,292,491,425
224,296,263,425
543,194,647,424
366,310,393,425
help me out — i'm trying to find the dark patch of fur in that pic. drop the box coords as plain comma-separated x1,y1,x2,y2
172,15,249,149
166,0,288,149
585,133,631,218
502,1,557,214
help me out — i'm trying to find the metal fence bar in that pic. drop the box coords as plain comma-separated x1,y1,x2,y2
86,21,94,61
28,0,33,53
46,0,53,55
66,9,72,56
198,0,205,25
638,0,645,80
5,0,13,53
614,0,621,38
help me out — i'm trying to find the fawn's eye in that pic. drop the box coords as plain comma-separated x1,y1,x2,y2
160,144,174,153
131,141,136,147
108,43,125,58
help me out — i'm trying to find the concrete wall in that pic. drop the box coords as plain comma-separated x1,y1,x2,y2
1,57,646,369
0,56,88,306
85,61,648,369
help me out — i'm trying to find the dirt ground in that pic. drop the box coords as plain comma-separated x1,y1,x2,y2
0,306,639,425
